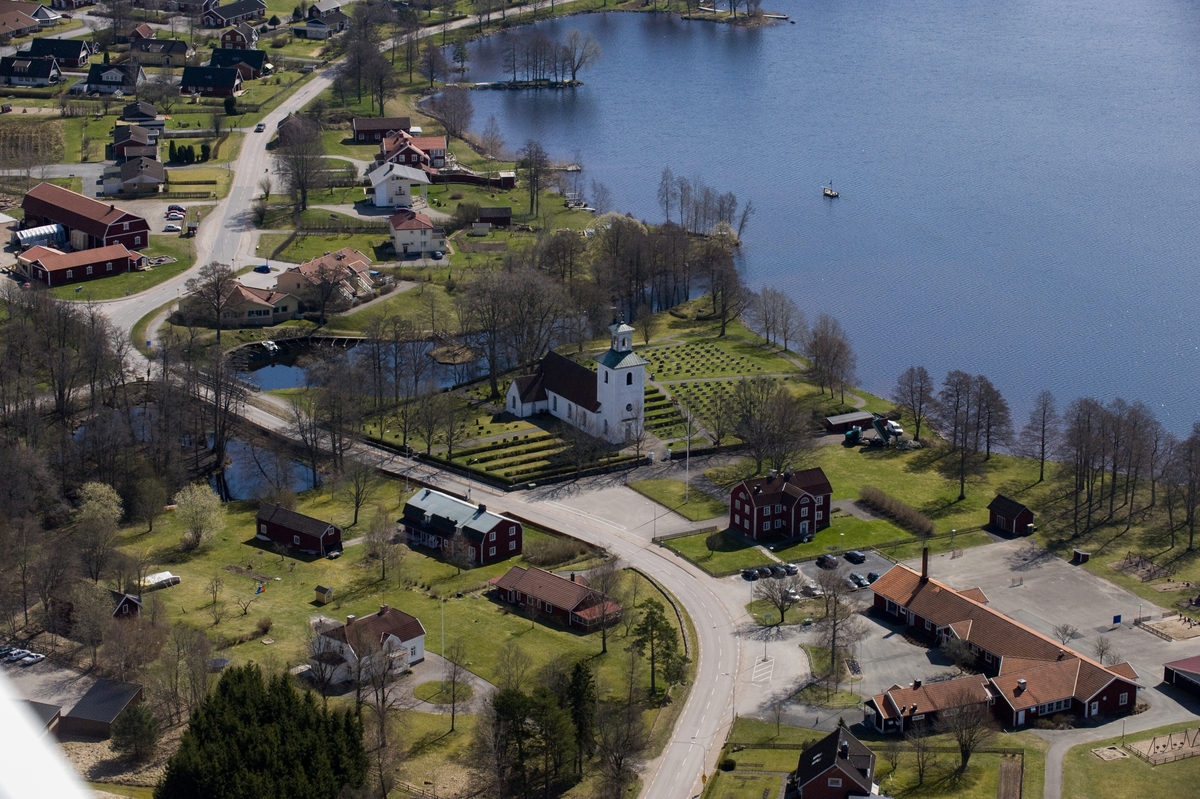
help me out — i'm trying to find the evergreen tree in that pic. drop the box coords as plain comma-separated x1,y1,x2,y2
169,139,177,162
565,662,596,775
111,704,159,762
200,143,211,162
633,599,680,696
155,664,367,799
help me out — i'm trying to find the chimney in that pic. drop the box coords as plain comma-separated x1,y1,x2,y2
1016,678,1027,693
570,573,576,582
921,546,930,582
913,679,922,689
346,614,356,624
379,604,388,615
478,503,486,513
839,740,849,759
1057,649,1064,661
910,703,917,713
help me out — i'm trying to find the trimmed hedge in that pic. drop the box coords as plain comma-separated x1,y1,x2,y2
859,486,935,537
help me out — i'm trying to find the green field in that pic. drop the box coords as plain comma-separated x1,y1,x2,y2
256,230,393,264
1062,721,1200,799
629,479,727,522
50,235,196,301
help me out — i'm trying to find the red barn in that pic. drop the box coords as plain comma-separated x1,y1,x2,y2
18,244,143,287
400,488,522,566
987,494,1035,536
20,183,149,251
729,467,832,542
255,503,342,556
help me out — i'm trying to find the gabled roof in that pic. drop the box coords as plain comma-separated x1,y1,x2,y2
596,348,650,370
411,135,446,153
27,244,137,271
0,8,38,34
256,503,338,537
736,468,834,507
494,566,612,614
793,727,874,795
0,55,58,79
477,207,512,221
353,116,410,134
128,22,154,38
233,282,292,307
224,21,257,39
122,101,158,121
370,161,429,188
26,37,88,60
988,494,1032,518
991,659,1081,710
322,606,425,648
206,0,265,20
109,590,143,616
130,37,191,56
1164,655,1200,679
86,62,143,90
113,125,152,146
119,156,165,183
388,208,434,231
871,674,992,720
65,679,141,724
208,47,267,70
311,0,340,12
286,248,371,285
22,183,145,238
959,587,989,603
180,65,241,90
402,488,515,540
536,350,599,412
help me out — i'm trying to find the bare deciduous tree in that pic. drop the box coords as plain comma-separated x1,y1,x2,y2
1052,623,1079,645
183,261,238,344
892,365,935,442
936,683,996,770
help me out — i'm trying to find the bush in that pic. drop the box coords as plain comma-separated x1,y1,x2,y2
719,758,736,771
859,486,934,537
255,616,273,636
449,191,464,200
523,535,590,567
272,34,288,48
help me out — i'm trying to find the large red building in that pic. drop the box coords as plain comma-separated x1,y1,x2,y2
21,183,150,251
400,488,522,566
18,244,143,287
868,554,1140,731
255,504,342,556
728,467,833,542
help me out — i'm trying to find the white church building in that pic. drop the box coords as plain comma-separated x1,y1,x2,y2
505,320,648,444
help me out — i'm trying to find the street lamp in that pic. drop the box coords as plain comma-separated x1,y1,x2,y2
467,458,478,501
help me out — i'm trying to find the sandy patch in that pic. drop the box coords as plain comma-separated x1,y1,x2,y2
60,723,185,789
1091,745,1129,761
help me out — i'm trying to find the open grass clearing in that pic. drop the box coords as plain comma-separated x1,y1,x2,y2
703,771,784,799
745,598,820,627
322,284,454,334
49,234,195,301
663,529,768,576
769,515,912,562
629,478,727,522
792,683,860,709
256,230,393,265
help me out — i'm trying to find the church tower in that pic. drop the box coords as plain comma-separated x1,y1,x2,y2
594,318,649,443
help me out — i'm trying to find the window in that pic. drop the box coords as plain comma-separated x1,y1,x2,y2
801,507,809,517
546,603,553,613
134,235,141,244
553,396,558,411
260,524,266,533
510,525,517,535
626,372,633,385
762,523,769,532
489,546,496,556
66,269,73,278
776,504,783,513
123,222,129,230
816,511,823,521
512,397,516,409
735,500,741,510
604,371,608,383
489,531,495,541
984,652,994,663
912,713,925,721
470,546,476,558
293,535,300,545
734,514,741,525
886,600,897,614
816,496,823,505
775,519,782,528
86,266,92,275
509,541,516,551
827,778,842,788
106,262,112,271
924,620,933,631
764,506,771,516
1119,692,1129,706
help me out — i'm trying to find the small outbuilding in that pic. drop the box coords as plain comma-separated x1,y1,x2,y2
1164,655,1200,697
823,410,876,433
20,700,62,734
987,494,1035,536
59,679,143,739
314,585,334,605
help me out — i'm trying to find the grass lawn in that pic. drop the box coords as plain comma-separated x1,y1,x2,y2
792,683,860,709
703,771,784,799
628,479,727,522
745,598,821,627
167,166,233,198
1061,721,1200,799
86,783,154,799
413,681,474,705
323,284,454,335
49,235,195,301
321,129,384,160
770,515,912,562
664,529,768,576
256,230,393,264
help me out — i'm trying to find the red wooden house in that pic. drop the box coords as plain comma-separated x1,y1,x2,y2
789,728,877,799
255,503,342,556
492,566,621,630
869,552,1140,730
400,488,522,566
728,467,832,542
21,183,149,251
987,494,1035,536
352,116,411,142
219,21,258,49
20,244,145,288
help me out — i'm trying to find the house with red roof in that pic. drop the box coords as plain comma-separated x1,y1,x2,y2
16,243,143,287
274,247,372,307
729,468,832,542
492,566,621,630
178,280,296,327
868,552,1140,730
388,208,445,256
311,605,425,684
21,182,149,251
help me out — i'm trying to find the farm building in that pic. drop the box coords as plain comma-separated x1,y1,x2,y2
17,243,144,288
58,679,143,739
21,182,150,251
255,503,342,556
987,495,1035,536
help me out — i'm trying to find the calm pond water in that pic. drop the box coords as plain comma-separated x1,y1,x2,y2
466,2,1200,428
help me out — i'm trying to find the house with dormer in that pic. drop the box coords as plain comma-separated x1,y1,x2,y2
202,0,265,27
219,21,258,49
84,62,145,95
388,208,445,256
310,605,426,684
506,320,648,445
790,727,880,799
208,46,267,78
729,468,833,542
128,37,193,67
0,55,60,86
400,488,523,566
179,64,242,96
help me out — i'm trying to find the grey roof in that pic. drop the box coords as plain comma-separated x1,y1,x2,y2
403,488,512,539
122,101,157,121
825,410,875,425
793,727,875,794
20,700,61,730
257,503,338,537
130,38,190,56
113,124,151,146
119,156,166,183
207,0,265,20
595,349,649,370
208,47,266,70
180,65,241,90
65,679,141,724
988,494,1032,518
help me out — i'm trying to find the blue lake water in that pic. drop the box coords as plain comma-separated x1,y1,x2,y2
465,2,1200,429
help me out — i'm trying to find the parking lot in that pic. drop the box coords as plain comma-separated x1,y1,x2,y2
735,549,895,593
1,656,95,711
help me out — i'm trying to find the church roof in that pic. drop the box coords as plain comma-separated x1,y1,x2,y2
612,321,635,334
515,351,599,412
596,349,649,370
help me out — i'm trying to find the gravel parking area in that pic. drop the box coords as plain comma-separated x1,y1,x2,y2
1,657,95,710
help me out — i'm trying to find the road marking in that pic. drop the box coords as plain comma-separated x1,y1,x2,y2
752,657,774,684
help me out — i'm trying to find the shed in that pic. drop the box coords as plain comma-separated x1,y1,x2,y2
20,700,62,734
13,222,65,249
59,679,143,739
478,206,512,227
1164,655,1200,696
314,585,333,605
823,410,875,433
988,495,1035,536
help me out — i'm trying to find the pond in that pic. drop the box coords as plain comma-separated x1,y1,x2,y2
240,338,483,392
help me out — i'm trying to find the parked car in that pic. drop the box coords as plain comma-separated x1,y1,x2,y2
163,224,181,232
845,550,867,564
755,566,773,579
432,250,444,260
802,581,824,597
770,565,787,578
253,264,271,273
18,653,44,667
783,563,799,575
849,572,869,588
785,588,801,601
867,571,881,584
816,554,837,569
167,204,186,214
5,649,31,663
742,568,759,581
254,122,266,132
326,550,341,560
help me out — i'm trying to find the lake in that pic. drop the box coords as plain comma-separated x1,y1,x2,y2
465,1,1200,429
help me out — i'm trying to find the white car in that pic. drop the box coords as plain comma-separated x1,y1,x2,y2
18,653,44,667
166,213,184,220
5,649,30,663
163,224,181,233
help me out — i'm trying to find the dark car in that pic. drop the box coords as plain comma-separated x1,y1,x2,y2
742,568,759,581
770,565,787,578
254,264,271,273
783,563,799,575
849,572,869,588
816,554,837,569
867,571,881,584
167,204,186,214
845,550,867,564
756,566,773,578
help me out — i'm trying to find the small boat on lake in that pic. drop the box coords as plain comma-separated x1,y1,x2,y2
823,182,839,198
